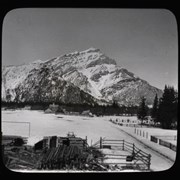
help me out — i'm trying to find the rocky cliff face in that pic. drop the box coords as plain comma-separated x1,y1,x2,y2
2,47,163,106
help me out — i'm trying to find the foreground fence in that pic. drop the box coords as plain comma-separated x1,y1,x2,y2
93,138,151,170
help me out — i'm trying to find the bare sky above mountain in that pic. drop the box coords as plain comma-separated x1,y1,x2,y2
2,8,178,90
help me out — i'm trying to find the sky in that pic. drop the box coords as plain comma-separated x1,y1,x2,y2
2,8,178,90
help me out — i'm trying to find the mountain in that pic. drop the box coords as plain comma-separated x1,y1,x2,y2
2,47,163,106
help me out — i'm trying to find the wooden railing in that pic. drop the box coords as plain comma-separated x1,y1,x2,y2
150,135,177,152
92,138,151,170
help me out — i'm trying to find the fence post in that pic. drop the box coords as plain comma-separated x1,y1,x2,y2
140,130,141,136
132,143,135,155
122,140,124,150
29,122,31,137
86,136,87,148
146,132,148,139
143,131,144,137
147,154,151,170
134,128,136,134
100,137,102,149
170,143,172,150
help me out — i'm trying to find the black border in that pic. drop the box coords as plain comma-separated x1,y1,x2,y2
0,0,179,178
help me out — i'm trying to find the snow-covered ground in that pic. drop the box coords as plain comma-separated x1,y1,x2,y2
2,110,177,172
2,110,130,145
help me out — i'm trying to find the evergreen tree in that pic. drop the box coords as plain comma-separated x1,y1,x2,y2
158,85,177,129
151,94,158,123
172,90,178,128
137,97,148,124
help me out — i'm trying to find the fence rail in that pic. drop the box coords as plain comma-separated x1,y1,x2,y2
150,136,158,143
92,138,151,170
150,135,177,152
159,139,177,152
156,135,177,140
134,146,149,156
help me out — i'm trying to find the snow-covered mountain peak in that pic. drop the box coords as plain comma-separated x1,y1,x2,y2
59,47,100,58
32,59,44,64
2,48,163,106
64,51,80,56
81,47,100,53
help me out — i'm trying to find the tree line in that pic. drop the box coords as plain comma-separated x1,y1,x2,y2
137,85,178,129
2,84,177,129
2,100,139,116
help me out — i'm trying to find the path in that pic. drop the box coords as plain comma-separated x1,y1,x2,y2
109,123,175,171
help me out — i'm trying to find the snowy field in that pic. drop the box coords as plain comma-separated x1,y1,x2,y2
2,110,177,172
2,110,137,146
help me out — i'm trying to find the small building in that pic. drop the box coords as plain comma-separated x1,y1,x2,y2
49,103,59,112
44,108,53,113
34,133,88,151
24,105,31,110
81,110,94,117
69,111,80,115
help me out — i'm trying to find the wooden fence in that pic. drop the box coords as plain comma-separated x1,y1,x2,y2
93,138,151,170
150,136,158,143
150,135,177,152
134,128,149,139
159,139,177,152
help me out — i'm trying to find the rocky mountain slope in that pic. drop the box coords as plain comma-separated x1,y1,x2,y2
2,47,163,106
